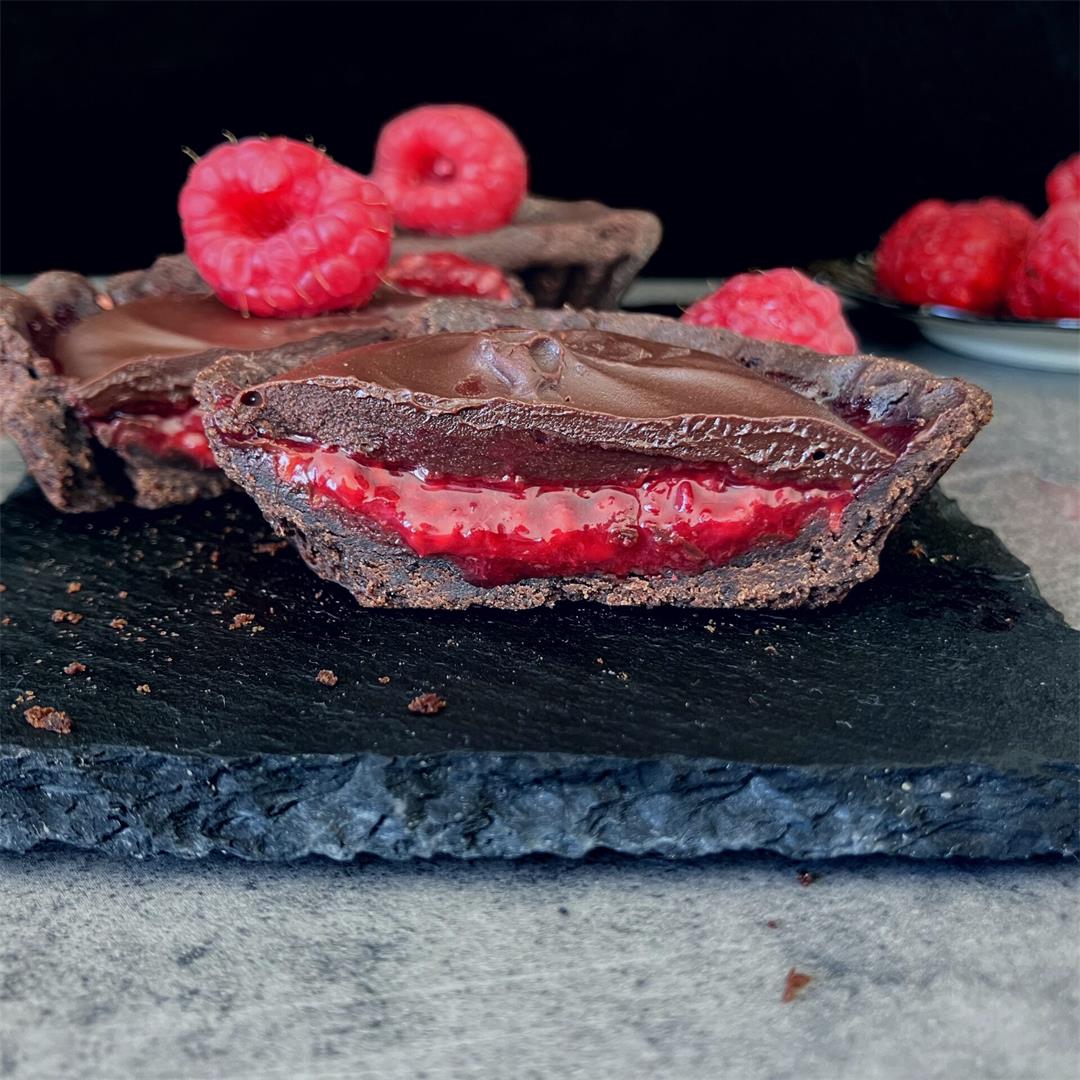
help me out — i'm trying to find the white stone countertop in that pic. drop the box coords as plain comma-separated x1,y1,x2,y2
1,282,1077,1079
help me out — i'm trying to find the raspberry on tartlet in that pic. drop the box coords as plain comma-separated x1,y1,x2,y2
875,198,1033,314
385,252,516,302
681,269,857,355
372,104,528,236
179,136,393,318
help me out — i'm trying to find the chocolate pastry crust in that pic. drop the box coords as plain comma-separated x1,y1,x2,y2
392,197,662,309
197,301,992,610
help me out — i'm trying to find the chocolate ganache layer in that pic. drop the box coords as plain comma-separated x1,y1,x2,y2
226,329,896,487
198,307,991,610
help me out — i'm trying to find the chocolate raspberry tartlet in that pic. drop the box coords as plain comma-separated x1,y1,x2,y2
373,105,660,309
196,300,991,610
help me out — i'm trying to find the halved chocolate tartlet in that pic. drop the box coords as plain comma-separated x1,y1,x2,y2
196,301,991,610
0,258,523,512
392,197,662,309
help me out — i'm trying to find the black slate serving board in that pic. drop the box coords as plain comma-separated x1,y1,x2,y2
1,482,1076,862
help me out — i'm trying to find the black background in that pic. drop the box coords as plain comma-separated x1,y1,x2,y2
2,0,1077,277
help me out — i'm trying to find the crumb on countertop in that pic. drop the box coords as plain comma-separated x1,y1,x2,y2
377,676,391,685
136,683,151,695
63,662,87,676
408,692,447,715
316,669,338,687
66,581,82,594
117,590,128,599
110,618,128,630
229,613,255,630
51,610,82,624
781,968,812,1003
24,705,72,734
797,871,817,887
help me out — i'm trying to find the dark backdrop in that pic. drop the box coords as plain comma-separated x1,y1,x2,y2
2,0,1077,276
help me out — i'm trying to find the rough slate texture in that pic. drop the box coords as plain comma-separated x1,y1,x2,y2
0,483,1076,861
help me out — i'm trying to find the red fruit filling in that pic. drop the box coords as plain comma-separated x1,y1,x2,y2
272,444,852,587
88,402,216,470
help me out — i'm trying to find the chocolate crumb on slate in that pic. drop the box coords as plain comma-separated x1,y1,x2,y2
229,612,255,630
781,968,813,1003
136,683,151,694
110,617,128,630
51,610,83,624
63,662,87,676
315,669,338,687
24,705,72,734
66,581,82,594
408,692,448,715
253,540,289,556
377,676,391,685
797,871,817,887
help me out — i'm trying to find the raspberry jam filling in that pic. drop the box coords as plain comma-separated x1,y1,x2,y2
89,403,216,470
273,444,852,587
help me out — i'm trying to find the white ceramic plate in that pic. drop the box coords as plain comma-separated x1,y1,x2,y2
814,256,1080,373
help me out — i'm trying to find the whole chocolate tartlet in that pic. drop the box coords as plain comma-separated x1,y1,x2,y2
196,301,991,610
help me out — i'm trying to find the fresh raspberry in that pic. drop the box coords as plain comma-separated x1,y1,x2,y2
179,136,392,318
371,105,528,236
384,252,515,302
681,269,857,355
1047,154,1080,205
1006,199,1080,320
875,198,1033,314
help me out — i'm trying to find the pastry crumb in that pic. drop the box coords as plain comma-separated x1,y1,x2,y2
66,581,82,594
781,968,812,1003
408,692,447,715
117,590,128,600
51,610,82,624
110,617,128,630
377,675,391,685
229,612,255,630
0,583,6,592
24,705,72,734
797,871,817,887
253,540,288,556
224,588,237,598
315,669,338,687
136,683,151,695
63,662,87,676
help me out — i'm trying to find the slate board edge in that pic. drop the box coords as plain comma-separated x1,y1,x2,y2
2,745,1076,862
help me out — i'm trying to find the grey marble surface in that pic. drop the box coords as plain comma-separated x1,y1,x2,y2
1,292,1078,1079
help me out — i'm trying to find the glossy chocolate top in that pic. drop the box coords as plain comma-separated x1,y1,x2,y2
276,330,845,422
239,329,897,486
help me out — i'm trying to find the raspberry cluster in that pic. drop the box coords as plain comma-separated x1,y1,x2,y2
875,154,1079,320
